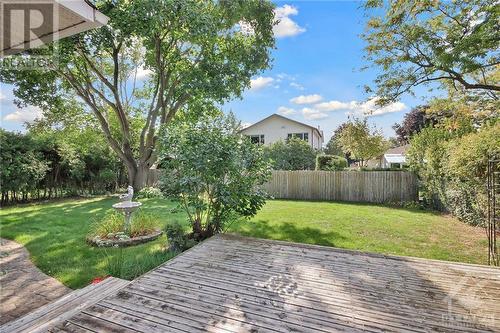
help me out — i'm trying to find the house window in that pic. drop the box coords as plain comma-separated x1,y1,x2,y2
249,135,265,144
287,133,309,142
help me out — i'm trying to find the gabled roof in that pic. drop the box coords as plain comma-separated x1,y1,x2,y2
384,144,410,155
241,114,323,138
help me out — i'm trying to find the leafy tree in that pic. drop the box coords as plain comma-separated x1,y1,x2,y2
337,118,389,166
447,123,500,181
325,122,348,156
407,122,499,225
159,114,271,240
363,0,500,104
392,105,433,144
264,138,317,170
0,126,124,204
406,126,452,209
315,155,347,171
0,130,48,203
1,0,276,190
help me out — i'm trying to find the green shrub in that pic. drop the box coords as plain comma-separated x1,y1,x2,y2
104,248,175,280
263,138,317,170
159,114,271,240
315,155,347,171
88,210,160,239
408,123,499,226
165,222,196,252
130,211,161,237
89,211,123,238
137,187,163,199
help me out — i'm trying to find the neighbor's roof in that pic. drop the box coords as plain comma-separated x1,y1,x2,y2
385,144,410,155
1,0,109,56
385,155,406,164
240,114,323,138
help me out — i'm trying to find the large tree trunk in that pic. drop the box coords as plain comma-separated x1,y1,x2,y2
125,161,149,192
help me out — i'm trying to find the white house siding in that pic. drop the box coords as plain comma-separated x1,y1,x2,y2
240,115,323,149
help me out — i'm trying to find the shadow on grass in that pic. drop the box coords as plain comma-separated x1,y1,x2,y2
0,196,182,289
271,198,447,216
231,219,346,247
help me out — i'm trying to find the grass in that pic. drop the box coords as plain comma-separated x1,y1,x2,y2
0,197,488,289
230,200,488,264
0,197,183,289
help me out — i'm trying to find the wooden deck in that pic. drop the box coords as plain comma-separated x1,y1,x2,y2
2,277,129,333
48,235,499,332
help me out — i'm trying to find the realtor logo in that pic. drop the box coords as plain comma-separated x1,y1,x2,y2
1,1,59,68
442,274,495,329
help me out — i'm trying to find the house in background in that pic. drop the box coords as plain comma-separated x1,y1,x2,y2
368,144,410,169
240,114,324,149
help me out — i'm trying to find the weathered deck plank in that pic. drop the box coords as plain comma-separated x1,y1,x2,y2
50,235,500,332
1,277,129,333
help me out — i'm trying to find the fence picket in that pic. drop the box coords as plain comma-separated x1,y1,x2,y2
262,170,417,203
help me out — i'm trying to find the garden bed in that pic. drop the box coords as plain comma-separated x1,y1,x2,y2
86,230,163,247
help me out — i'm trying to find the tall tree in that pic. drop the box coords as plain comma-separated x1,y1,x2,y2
392,105,432,144
337,118,388,166
363,0,500,104
1,0,275,190
325,122,348,156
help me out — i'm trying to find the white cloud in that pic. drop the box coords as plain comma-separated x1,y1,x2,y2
314,97,407,116
290,82,305,91
301,107,328,120
3,105,43,123
136,66,152,80
250,76,274,91
290,94,323,105
277,106,296,116
273,5,306,38
315,100,351,111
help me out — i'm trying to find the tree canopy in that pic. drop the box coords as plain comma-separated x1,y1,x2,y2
0,0,276,189
337,118,388,166
363,0,500,104
263,138,317,170
158,113,271,240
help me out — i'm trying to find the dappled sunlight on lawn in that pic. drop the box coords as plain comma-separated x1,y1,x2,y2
0,197,488,288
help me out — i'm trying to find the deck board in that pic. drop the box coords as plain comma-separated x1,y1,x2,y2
56,234,500,332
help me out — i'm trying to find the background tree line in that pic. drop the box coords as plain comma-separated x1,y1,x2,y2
0,128,125,205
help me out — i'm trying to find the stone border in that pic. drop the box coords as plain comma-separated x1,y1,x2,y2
86,230,163,247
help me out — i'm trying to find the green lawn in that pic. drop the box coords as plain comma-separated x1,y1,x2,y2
0,197,487,289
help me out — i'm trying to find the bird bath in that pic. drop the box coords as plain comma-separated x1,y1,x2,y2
112,201,142,232
112,186,142,232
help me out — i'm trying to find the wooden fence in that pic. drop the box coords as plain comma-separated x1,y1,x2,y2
262,170,418,203
147,169,418,203
146,169,161,187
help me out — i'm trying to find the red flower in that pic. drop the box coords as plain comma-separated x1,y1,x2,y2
91,275,110,284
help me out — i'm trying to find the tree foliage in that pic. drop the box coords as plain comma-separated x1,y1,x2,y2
263,138,317,170
363,0,500,104
0,0,276,189
407,116,499,225
392,105,433,144
0,128,123,204
315,155,347,171
158,114,271,240
337,118,389,166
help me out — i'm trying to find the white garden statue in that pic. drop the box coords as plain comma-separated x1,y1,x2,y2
114,185,141,232
119,185,134,202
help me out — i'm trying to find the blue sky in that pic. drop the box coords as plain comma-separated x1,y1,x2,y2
224,1,430,140
1,1,431,141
